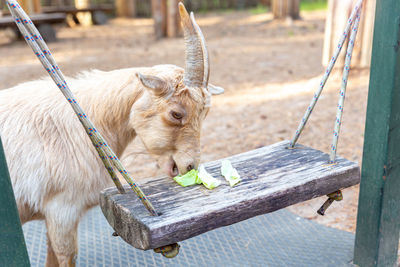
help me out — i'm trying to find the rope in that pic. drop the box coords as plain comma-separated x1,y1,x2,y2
6,0,158,216
329,9,361,163
289,0,364,160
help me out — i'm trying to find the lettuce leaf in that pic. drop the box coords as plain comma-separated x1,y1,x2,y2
173,166,221,189
221,159,241,187
198,165,221,189
173,169,201,187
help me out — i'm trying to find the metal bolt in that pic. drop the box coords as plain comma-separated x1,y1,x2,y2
317,190,343,216
154,243,180,258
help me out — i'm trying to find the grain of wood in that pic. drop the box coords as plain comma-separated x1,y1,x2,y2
100,141,360,250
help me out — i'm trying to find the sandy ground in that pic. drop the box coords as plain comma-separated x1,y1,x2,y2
0,10,370,233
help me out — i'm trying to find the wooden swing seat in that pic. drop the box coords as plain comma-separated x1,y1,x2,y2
99,140,360,250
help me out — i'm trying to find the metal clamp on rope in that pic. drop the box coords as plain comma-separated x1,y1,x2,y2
153,243,180,258
317,190,343,216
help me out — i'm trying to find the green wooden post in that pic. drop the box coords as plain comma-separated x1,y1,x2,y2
353,0,400,266
0,137,30,266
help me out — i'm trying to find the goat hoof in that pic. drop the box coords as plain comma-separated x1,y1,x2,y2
153,243,180,258
112,232,118,236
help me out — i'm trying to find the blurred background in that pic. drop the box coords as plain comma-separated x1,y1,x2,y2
0,0,376,235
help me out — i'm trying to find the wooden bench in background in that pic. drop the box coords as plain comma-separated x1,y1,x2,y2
0,13,66,42
42,4,113,26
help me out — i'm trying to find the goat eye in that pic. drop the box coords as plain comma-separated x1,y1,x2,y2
171,111,183,120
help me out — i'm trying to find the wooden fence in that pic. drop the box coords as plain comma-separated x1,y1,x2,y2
1,0,261,17
137,0,260,17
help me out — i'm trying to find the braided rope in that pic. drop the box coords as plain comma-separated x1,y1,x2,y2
6,0,158,216
329,9,362,163
289,0,364,151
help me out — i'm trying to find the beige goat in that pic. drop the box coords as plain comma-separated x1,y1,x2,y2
0,4,223,266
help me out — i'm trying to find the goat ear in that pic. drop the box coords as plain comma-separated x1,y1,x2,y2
136,73,170,96
208,83,224,95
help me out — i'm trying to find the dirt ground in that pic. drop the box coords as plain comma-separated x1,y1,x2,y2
0,10,370,233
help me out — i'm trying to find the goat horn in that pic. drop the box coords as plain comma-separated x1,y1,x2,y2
179,3,210,89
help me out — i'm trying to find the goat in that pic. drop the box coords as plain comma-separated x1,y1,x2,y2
0,4,223,266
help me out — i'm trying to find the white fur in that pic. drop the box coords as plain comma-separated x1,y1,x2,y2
0,64,200,266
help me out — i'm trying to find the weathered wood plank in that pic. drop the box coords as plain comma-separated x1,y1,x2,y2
100,141,360,250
